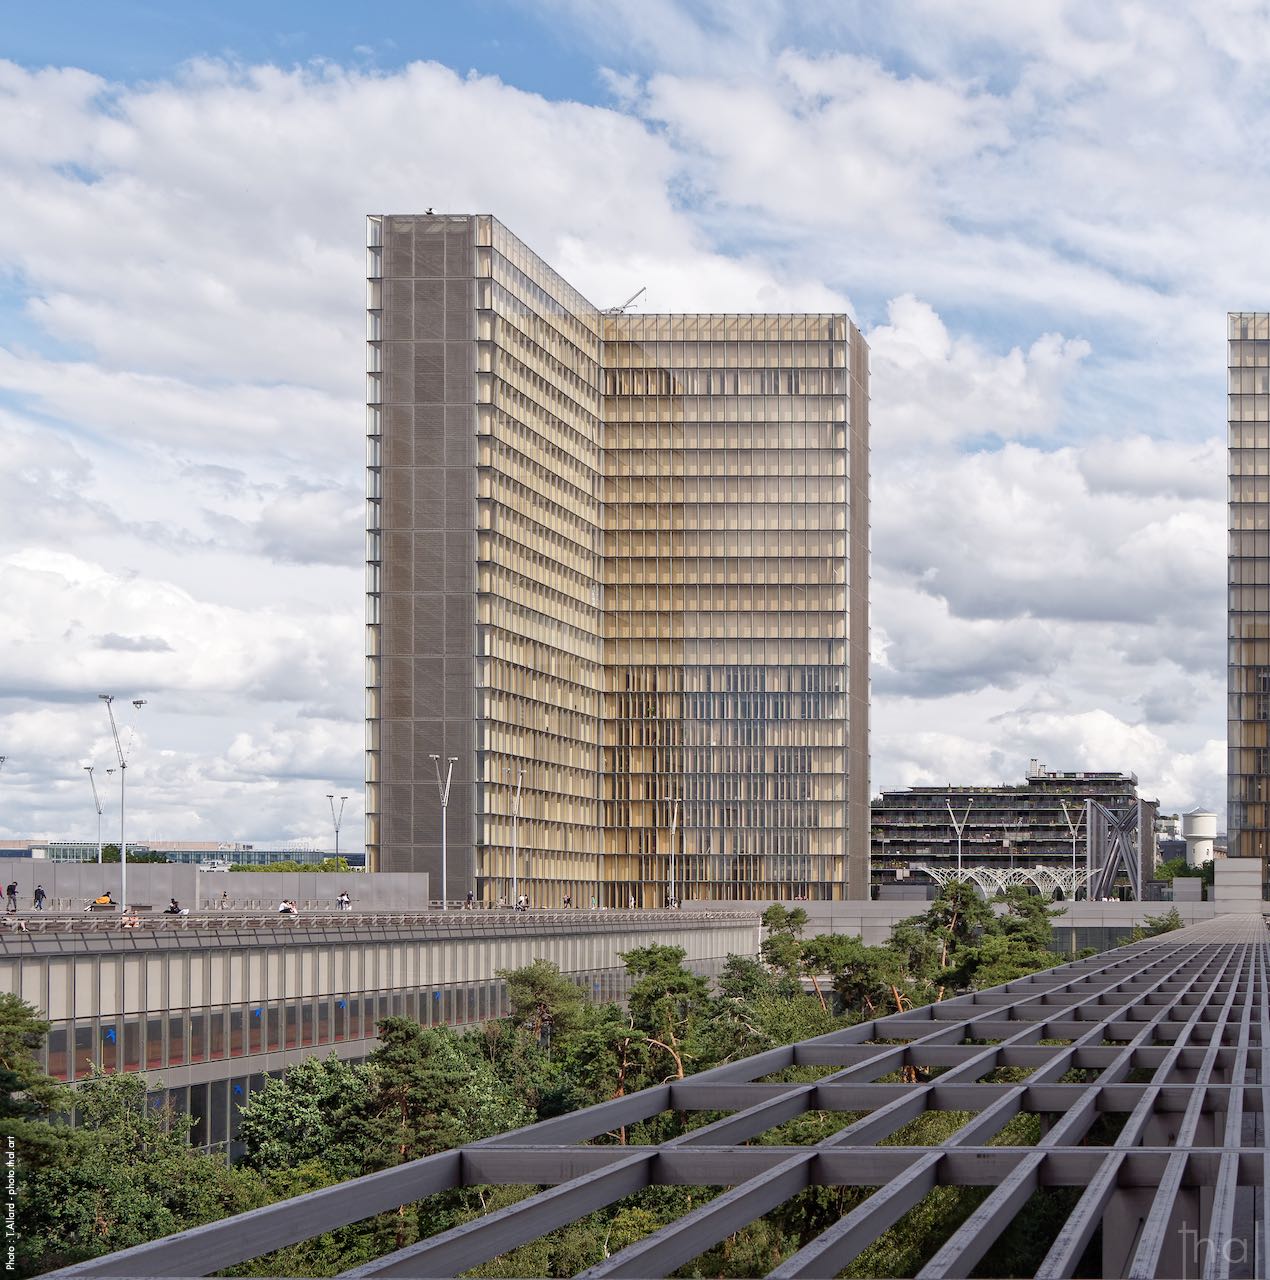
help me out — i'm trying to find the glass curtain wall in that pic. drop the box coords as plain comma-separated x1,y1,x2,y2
1229,312,1270,881
476,220,605,905
602,314,852,902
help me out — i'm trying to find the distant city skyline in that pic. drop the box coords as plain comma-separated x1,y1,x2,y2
0,2,1235,847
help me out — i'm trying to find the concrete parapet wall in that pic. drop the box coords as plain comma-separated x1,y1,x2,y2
1212,858,1264,911
683,896,1217,945
0,863,430,912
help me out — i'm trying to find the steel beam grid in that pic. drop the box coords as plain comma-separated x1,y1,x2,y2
44,916,1270,1280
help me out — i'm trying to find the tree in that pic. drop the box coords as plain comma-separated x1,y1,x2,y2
229,858,350,873
1132,906,1184,940
237,1055,374,1175
29,1072,255,1276
98,844,168,864
498,959,584,1051
804,934,909,1018
622,945,713,1081
760,904,808,983
0,994,70,1163
557,1004,652,1125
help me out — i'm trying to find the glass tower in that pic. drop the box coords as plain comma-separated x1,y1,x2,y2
366,215,870,903
1229,312,1270,877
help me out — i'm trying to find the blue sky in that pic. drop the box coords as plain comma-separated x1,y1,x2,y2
0,0,1246,845
2,2,603,99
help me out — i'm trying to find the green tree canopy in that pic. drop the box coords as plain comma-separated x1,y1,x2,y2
498,958,585,1050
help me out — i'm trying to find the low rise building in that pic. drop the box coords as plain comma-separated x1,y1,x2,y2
871,761,1158,900
3,839,366,869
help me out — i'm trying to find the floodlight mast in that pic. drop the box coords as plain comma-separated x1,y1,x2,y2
1061,800,1086,900
946,798,972,879
505,766,524,905
430,754,457,909
99,695,146,913
85,766,104,865
326,793,348,861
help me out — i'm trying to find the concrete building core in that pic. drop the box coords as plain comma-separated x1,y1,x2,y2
365,214,870,904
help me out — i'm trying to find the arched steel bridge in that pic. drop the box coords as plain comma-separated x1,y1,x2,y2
48,915,1268,1280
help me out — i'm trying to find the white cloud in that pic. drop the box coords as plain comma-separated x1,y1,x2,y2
0,6,1251,840
867,295,1091,448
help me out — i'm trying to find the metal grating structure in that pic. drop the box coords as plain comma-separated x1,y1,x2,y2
47,916,1270,1280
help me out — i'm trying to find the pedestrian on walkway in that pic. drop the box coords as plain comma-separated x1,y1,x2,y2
33,885,46,910
628,893,635,910
465,890,475,910
5,882,16,913
337,890,351,911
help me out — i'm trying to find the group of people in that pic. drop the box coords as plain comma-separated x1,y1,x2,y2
164,898,189,916
277,899,299,915
6,881,48,912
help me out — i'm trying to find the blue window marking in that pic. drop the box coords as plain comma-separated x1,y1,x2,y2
103,1027,116,1043
252,1009,262,1019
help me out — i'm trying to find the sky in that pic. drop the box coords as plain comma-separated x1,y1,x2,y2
0,0,1248,849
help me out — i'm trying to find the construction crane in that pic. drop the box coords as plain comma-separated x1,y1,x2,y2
605,286,646,315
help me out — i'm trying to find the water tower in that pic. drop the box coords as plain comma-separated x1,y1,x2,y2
1181,808,1217,867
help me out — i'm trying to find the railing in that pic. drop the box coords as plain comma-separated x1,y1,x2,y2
0,906,759,936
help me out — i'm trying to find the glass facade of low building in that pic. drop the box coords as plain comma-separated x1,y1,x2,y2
1229,313,1270,877
366,215,870,902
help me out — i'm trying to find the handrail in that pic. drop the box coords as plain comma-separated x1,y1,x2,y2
0,906,759,936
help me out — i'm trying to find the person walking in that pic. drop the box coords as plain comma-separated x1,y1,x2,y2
33,884,46,911
464,890,475,910
5,882,16,914
627,893,635,910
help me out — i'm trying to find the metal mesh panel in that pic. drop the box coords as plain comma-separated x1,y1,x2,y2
51,918,1270,1280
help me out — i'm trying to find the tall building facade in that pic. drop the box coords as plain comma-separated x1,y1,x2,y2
1229,312,1270,879
365,214,869,903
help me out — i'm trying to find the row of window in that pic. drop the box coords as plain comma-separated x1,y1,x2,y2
605,449,847,478
605,368,845,396
605,422,848,450
603,314,848,343
604,394,846,425
604,638,848,666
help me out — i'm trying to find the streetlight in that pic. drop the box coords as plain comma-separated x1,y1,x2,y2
430,754,457,909
1061,800,1086,900
946,798,972,880
505,765,523,906
99,695,146,912
668,796,681,908
85,766,104,865
326,793,348,861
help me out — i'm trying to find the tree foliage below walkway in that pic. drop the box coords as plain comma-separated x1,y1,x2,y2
10,884,1082,1278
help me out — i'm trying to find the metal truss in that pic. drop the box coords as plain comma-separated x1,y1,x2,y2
47,916,1268,1280
1089,800,1144,901
918,863,1094,900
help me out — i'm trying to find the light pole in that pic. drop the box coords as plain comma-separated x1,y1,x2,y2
946,798,972,880
326,793,348,861
430,754,456,909
1061,800,1085,901
505,765,523,905
85,766,104,865
668,796,681,908
99,695,146,912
